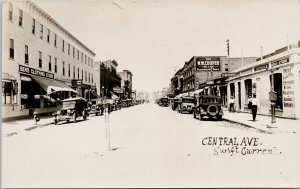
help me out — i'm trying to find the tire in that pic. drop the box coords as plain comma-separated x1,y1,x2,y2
73,113,77,123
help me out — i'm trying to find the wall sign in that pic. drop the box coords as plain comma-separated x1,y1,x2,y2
282,66,294,109
196,57,221,71
254,64,269,72
19,65,54,79
271,57,289,67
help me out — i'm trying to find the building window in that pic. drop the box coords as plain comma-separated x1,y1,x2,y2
24,45,29,64
63,62,65,76
9,3,13,21
88,72,90,83
18,9,23,26
32,19,35,34
81,52,83,62
77,50,79,60
88,57,90,66
77,68,79,79
9,38,14,59
85,55,87,64
68,64,70,77
68,44,70,55
62,40,65,52
54,34,57,47
48,55,52,71
47,29,50,43
39,51,42,68
73,66,75,79
91,59,93,67
85,71,87,82
92,74,93,83
73,47,75,58
54,58,57,73
270,73,283,110
40,24,43,39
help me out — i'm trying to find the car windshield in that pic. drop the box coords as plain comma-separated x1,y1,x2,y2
62,101,76,108
161,98,168,102
182,98,194,103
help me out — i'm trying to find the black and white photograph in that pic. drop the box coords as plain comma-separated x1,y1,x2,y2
1,0,300,188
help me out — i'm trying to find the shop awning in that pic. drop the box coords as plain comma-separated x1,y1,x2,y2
190,89,204,96
85,90,100,100
31,76,77,94
110,91,120,100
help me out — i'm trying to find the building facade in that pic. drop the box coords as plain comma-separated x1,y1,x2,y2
118,70,133,98
94,60,121,98
227,44,300,119
2,0,96,119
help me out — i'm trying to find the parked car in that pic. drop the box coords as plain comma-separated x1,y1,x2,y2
193,95,223,120
172,98,180,110
177,96,195,113
89,98,104,116
53,97,89,124
160,97,169,107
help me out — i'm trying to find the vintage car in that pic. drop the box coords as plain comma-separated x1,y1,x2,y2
172,98,180,110
53,97,89,124
89,98,104,116
160,97,169,107
177,96,195,113
193,95,223,120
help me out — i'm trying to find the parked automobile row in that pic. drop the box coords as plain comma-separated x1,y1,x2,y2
156,94,223,121
53,97,147,124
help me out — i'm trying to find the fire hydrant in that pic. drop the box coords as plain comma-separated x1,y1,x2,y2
33,112,40,125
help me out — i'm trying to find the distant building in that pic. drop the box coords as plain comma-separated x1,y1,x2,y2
118,70,133,98
94,60,121,98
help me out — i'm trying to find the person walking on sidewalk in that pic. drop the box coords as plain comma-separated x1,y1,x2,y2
248,93,259,121
229,96,235,113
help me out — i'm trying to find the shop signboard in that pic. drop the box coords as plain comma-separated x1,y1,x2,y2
221,72,236,77
254,63,269,72
271,57,289,68
19,65,54,79
196,57,220,71
282,66,295,110
71,79,82,87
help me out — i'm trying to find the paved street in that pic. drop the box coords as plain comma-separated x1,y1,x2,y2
2,103,300,188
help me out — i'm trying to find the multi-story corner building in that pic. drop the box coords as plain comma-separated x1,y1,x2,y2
227,43,300,119
94,60,121,98
118,70,133,98
2,0,96,119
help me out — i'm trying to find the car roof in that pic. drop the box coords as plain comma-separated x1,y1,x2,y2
62,97,87,102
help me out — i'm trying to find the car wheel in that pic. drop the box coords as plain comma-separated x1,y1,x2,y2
73,113,77,123
200,115,204,120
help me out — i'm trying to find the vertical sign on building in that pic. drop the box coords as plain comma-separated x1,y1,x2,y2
282,66,295,117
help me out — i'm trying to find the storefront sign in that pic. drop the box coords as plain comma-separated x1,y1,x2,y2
271,57,289,68
196,57,221,71
254,64,269,72
282,66,294,108
71,79,83,87
221,72,236,77
19,65,54,79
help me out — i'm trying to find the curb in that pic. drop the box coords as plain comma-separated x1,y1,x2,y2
222,118,273,134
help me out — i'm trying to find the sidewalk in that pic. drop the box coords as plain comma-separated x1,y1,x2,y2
2,115,54,136
223,110,300,134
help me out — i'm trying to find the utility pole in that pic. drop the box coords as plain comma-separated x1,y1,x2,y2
226,39,230,71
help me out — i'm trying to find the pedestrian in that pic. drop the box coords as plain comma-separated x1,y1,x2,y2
229,96,235,113
248,93,259,121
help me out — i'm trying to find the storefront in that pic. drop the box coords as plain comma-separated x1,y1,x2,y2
227,47,300,119
2,65,77,119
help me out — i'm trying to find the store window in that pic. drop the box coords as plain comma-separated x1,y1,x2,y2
77,50,79,60
54,34,57,47
73,47,75,58
47,29,50,43
2,81,17,104
48,55,52,71
63,61,65,76
68,44,70,55
270,73,283,110
54,58,57,73
62,40,65,52
244,79,252,102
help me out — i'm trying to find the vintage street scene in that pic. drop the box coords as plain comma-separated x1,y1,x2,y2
2,0,300,188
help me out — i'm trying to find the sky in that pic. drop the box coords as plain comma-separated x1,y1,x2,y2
31,0,300,93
